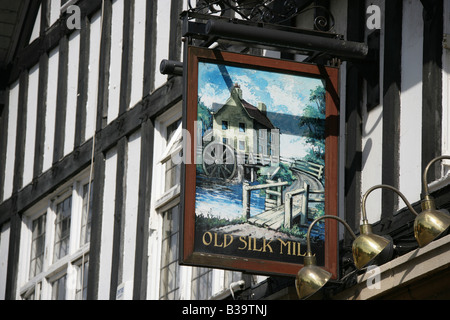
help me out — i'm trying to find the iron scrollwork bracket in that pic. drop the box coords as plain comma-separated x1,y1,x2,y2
187,0,335,32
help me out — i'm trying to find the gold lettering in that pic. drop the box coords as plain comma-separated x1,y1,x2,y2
277,239,306,256
297,242,306,256
252,237,262,252
238,236,247,250
202,232,213,246
224,234,234,248
214,233,223,247
262,239,273,253
278,238,290,255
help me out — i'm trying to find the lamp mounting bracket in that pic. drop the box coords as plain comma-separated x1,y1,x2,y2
181,11,373,63
172,9,381,109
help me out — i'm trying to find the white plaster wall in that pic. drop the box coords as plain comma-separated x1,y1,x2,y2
361,0,385,224
43,47,60,172
122,131,141,294
22,65,40,188
107,0,124,124
98,148,118,299
129,0,147,108
29,5,41,44
64,30,80,157
0,223,10,300
49,0,61,27
154,0,171,91
3,81,19,201
399,0,423,204
85,12,102,141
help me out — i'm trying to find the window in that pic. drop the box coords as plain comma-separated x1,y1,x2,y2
18,171,93,300
22,282,42,300
80,182,93,246
159,205,180,300
154,110,182,210
75,257,89,300
239,123,246,133
222,121,229,130
165,157,181,193
53,196,72,262
167,119,181,142
29,214,46,279
51,274,67,300
191,267,213,300
239,140,246,151
164,121,182,193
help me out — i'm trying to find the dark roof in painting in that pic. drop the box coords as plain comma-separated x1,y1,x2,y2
240,99,275,129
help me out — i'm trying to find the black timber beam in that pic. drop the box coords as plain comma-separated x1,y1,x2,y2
421,0,443,187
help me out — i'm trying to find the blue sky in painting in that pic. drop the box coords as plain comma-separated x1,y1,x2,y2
198,62,325,159
198,62,324,117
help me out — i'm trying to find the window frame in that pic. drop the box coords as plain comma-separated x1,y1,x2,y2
191,267,213,300
73,254,89,300
53,192,73,263
17,169,93,300
222,120,229,130
49,269,68,300
79,181,93,247
159,204,181,300
153,104,183,211
29,213,47,279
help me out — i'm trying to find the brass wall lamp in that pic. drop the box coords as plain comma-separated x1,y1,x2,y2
295,215,357,300
296,155,450,299
296,184,411,299
295,207,397,299
415,155,450,247
356,184,416,268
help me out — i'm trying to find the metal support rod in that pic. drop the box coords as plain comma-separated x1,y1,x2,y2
306,215,357,255
205,19,369,60
361,184,419,225
422,155,450,196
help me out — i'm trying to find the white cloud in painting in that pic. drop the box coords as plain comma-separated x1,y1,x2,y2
265,74,319,116
280,135,309,159
233,78,260,105
198,82,230,109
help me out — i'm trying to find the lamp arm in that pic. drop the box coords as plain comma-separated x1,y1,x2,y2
306,215,357,255
423,155,450,196
361,184,419,224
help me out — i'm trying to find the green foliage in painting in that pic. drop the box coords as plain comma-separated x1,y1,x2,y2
299,86,326,165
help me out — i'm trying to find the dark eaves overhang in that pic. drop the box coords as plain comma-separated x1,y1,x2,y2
0,0,40,90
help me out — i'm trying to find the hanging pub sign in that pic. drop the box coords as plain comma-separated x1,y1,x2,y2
180,46,339,277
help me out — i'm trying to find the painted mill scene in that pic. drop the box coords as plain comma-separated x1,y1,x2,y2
194,61,327,245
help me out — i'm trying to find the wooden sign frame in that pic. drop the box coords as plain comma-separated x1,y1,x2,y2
180,46,339,278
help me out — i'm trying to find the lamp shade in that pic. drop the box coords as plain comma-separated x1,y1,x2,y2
352,223,392,270
414,196,450,247
295,255,332,300
296,215,358,299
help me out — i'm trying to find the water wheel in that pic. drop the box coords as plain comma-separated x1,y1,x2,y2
202,142,237,181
